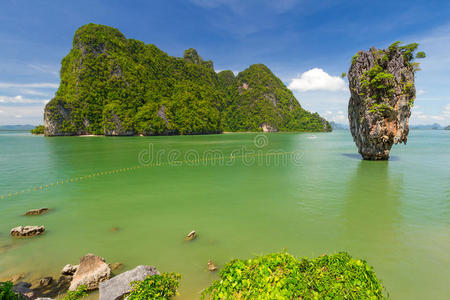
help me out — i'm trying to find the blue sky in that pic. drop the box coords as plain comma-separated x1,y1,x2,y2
0,0,449,125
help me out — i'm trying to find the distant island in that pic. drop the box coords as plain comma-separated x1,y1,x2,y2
43,24,331,136
329,121,349,130
0,125,35,131
410,123,444,130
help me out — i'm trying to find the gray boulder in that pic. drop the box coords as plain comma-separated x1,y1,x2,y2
99,265,159,300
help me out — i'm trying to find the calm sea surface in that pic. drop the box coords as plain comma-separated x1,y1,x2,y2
0,130,449,299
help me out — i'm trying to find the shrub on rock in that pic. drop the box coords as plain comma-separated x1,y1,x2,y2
202,252,387,299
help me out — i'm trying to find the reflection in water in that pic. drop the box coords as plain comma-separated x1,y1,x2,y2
343,161,403,246
342,153,400,161
342,160,404,295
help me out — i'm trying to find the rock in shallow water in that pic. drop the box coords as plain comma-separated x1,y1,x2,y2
185,230,196,241
39,277,53,287
99,265,159,300
61,264,79,276
10,226,45,237
207,260,218,272
69,253,111,291
25,208,49,216
348,44,417,160
13,282,35,299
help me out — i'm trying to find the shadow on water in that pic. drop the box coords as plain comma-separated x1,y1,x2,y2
342,153,400,161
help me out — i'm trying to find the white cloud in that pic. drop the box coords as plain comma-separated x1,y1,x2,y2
0,82,58,89
0,105,45,125
417,89,425,95
0,95,50,104
18,89,52,97
28,64,59,76
410,104,450,125
324,110,347,123
288,68,346,92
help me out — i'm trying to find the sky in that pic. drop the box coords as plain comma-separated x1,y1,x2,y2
0,0,449,126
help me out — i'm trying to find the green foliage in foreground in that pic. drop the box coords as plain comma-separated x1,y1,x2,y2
62,285,88,300
202,252,387,299
30,125,44,135
128,273,181,300
0,281,24,300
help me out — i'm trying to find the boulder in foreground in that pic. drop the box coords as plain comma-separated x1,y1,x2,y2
10,226,45,237
69,253,111,291
99,265,159,300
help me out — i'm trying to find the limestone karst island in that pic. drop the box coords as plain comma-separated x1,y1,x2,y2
1,1,449,300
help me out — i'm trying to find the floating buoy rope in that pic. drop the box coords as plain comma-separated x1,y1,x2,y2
0,151,296,199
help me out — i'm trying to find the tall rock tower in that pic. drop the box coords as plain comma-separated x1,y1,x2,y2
348,42,424,160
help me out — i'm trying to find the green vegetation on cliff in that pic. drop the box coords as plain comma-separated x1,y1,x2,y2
202,252,386,299
45,23,330,136
30,125,44,134
354,42,424,116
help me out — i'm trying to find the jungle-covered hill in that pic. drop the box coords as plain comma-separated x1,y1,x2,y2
44,24,331,136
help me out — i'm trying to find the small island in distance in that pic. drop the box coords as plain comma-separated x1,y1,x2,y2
43,23,331,136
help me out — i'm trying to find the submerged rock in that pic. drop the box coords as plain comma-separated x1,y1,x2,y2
13,282,35,299
10,226,45,237
25,208,49,216
9,273,25,283
109,226,120,232
348,43,423,160
69,253,111,291
109,262,123,271
39,277,53,287
207,260,218,272
185,230,196,241
32,275,71,299
99,265,159,300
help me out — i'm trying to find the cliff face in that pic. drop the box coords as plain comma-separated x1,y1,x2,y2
348,43,420,160
44,23,331,136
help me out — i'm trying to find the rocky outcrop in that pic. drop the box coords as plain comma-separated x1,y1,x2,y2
348,43,421,160
99,265,159,300
25,208,49,216
10,226,45,237
61,264,79,276
69,254,111,291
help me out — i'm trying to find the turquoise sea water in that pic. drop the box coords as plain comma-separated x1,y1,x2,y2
0,130,449,299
